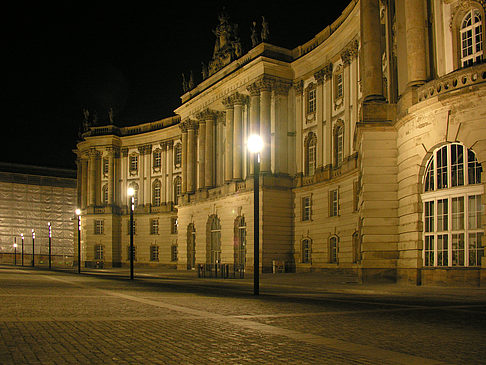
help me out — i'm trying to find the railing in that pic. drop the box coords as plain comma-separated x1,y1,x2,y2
197,263,245,279
0,253,74,269
417,63,486,102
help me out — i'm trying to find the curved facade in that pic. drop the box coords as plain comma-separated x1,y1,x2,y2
75,0,486,285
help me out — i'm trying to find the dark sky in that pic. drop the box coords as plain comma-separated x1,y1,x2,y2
3,2,348,170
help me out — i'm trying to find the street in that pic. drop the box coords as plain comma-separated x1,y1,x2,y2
0,266,485,364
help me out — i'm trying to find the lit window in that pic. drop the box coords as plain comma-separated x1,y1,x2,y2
171,217,178,234
129,154,138,174
422,143,484,267
461,9,483,67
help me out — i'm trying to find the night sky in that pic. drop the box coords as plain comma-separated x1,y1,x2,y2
3,2,348,170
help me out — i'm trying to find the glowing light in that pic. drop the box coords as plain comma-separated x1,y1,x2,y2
247,134,263,153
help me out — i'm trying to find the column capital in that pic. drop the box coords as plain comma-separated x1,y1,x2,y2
121,147,129,157
273,80,292,95
294,80,304,94
88,147,100,158
195,109,218,122
180,119,198,133
138,144,152,155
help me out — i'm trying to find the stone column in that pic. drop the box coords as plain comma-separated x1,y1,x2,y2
166,141,174,203
197,120,206,189
259,78,272,174
360,0,384,101
294,81,304,174
88,148,98,207
405,0,427,87
137,146,145,206
144,145,152,205
247,82,260,175
121,148,128,206
273,80,291,174
216,114,224,186
202,110,215,188
342,48,352,159
324,65,333,166
180,124,188,194
186,122,196,193
160,142,167,204
222,96,234,182
107,147,115,205
81,156,88,209
314,71,325,168
233,94,245,181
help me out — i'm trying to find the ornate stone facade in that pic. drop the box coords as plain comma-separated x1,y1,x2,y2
76,1,486,286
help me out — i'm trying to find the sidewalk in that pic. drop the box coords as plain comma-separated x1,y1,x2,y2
71,266,486,301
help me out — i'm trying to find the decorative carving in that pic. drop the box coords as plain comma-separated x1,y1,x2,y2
274,80,292,95
322,63,333,81
180,119,198,132
294,80,304,94
341,48,352,65
121,148,129,158
449,0,486,30
207,8,242,78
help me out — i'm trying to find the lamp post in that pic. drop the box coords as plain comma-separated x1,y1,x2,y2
31,229,35,267
48,222,52,270
76,209,81,274
248,134,263,296
13,241,17,266
127,187,135,280
21,234,24,266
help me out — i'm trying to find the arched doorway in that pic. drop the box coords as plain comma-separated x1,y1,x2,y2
234,216,246,272
187,223,196,270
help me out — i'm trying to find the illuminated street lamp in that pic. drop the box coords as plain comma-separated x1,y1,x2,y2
247,134,263,296
13,241,17,266
48,222,52,270
76,209,81,274
31,229,35,267
21,233,24,266
127,187,135,280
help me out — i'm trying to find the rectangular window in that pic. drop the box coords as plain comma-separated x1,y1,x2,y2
150,246,159,262
330,189,339,217
451,144,464,187
302,239,311,263
468,150,481,184
437,235,448,266
424,201,434,233
452,197,465,230
150,218,159,235
153,151,161,169
308,144,316,175
129,155,138,173
437,199,448,232
437,147,448,189
127,219,136,235
468,232,484,266
171,217,178,234
335,73,343,99
94,220,104,235
302,196,311,221
452,233,465,266
171,245,178,262
94,244,104,260
307,89,316,114
468,195,482,229
103,158,109,176
424,235,434,267
127,245,137,261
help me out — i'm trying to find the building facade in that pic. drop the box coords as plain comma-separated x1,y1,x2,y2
0,163,76,265
75,0,486,286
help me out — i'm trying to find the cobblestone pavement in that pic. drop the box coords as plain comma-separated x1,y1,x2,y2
0,266,485,364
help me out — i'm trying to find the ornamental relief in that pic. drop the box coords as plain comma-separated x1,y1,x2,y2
448,0,486,29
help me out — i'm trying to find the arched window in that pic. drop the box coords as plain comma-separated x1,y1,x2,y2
187,223,196,270
152,179,161,206
301,238,311,263
461,9,483,67
329,236,339,263
173,176,182,204
207,215,221,266
128,182,139,208
234,216,246,271
422,143,484,267
304,132,317,176
334,123,344,167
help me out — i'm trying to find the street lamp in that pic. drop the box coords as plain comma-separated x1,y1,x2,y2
75,209,81,274
127,187,135,280
48,222,52,270
13,241,17,266
21,233,24,266
248,134,263,296
31,229,35,267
